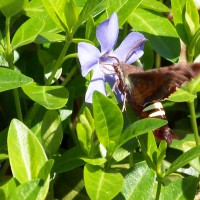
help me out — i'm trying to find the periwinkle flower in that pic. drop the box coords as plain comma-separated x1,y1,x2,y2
78,13,146,103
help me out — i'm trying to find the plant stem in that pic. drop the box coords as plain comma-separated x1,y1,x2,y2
155,53,161,68
188,100,200,145
46,36,72,85
155,179,162,200
5,17,23,121
61,66,77,86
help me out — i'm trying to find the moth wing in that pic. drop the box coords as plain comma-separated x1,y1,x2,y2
128,63,200,105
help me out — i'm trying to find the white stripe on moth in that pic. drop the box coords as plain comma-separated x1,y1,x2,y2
143,102,163,112
149,110,166,117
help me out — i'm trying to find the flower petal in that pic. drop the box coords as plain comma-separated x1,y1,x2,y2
113,32,146,64
105,74,124,103
96,13,119,54
85,66,106,103
78,42,100,76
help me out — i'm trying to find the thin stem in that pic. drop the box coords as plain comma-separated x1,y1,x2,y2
5,17,23,121
61,66,77,86
46,36,72,85
155,53,161,68
62,53,78,63
155,179,162,200
188,100,200,146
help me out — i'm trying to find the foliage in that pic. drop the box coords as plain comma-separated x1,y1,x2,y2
0,0,200,199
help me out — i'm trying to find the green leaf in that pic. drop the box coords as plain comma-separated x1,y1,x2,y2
53,146,85,173
84,164,123,200
165,145,200,176
114,161,156,200
107,0,143,26
85,15,96,41
128,8,180,62
35,32,65,44
22,82,68,110
38,160,54,182
41,110,63,156
80,157,107,165
119,118,167,147
93,91,123,153
171,0,188,45
188,28,200,59
160,177,198,200
0,0,28,17
183,0,199,42
77,107,94,155
0,68,32,92
138,131,159,171
188,75,200,93
41,0,69,31
7,119,49,200
65,0,78,30
0,178,18,199
76,0,107,28
140,0,170,13
7,179,42,200
11,16,45,50
0,153,8,161
167,88,197,102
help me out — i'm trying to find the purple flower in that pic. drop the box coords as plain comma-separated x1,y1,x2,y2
78,13,146,103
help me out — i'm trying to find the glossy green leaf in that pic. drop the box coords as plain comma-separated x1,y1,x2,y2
188,28,200,59
85,15,95,41
7,119,49,200
41,110,63,156
11,16,45,50
35,32,65,44
93,91,123,152
0,153,8,160
183,0,199,42
138,132,158,171
0,178,18,199
65,0,78,30
84,164,123,200
53,146,85,173
7,179,42,200
188,76,200,93
41,0,69,31
128,8,180,62
160,177,197,200
167,88,197,102
119,118,167,147
165,145,200,176
112,146,130,162
22,82,68,110
38,160,54,182
25,104,47,139
107,0,143,26
80,157,107,165
76,0,107,28
171,0,188,45
0,0,28,17
77,107,94,155
24,0,46,17
114,161,156,200
0,68,32,92
140,0,170,12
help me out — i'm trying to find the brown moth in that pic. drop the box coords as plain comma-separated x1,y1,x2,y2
113,62,200,144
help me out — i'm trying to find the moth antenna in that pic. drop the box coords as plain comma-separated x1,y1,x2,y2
125,38,146,63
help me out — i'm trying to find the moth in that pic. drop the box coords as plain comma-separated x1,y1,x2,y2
113,62,200,144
